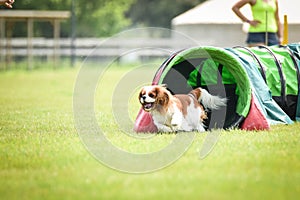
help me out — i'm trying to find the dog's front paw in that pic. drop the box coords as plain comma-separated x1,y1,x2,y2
156,124,173,133
170,123,180,132
170,116,182,132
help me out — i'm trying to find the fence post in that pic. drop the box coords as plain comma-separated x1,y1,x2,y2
70,0,76,67
6,21,13,69
53,19,60,69
0,18,5,70
27,18,33,70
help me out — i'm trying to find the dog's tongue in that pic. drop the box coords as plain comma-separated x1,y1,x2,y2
144,103,152,109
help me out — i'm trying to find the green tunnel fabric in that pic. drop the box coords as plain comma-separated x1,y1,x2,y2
286,44,300,121
227,48,293,125
156,44,300,126
232,44,300,122
269,46,298,95
187,59,237,86
247,46,298,96
159,46,251,118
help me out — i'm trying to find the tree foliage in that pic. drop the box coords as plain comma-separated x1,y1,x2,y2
127,0,206,28
2,0,206,37
8,0,135,37
73,0,135,37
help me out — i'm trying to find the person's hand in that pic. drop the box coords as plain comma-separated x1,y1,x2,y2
248,19,261,27
0,0,14,8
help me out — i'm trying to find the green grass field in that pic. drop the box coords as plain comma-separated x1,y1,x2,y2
0,65,299,200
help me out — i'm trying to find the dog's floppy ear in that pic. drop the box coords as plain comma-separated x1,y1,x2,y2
138,87,145,100
156,87,169,106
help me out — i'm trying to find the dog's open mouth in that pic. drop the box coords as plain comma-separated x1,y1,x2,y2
143,102,154,111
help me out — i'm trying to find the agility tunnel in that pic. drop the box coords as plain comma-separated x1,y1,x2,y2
134,44,300,132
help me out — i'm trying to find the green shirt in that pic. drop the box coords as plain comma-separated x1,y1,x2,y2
249,0,278,33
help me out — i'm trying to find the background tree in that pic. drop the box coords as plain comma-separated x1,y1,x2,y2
2,0,206,37
6,0,135,37
127,0,206,28
73,0,135,37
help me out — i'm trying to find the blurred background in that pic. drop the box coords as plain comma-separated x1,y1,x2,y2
0,0,299,69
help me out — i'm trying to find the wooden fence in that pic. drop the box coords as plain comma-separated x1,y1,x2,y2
0,37,196,69
0,10,71,69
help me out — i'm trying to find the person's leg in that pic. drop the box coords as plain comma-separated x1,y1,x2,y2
246,32,265,47
267,33,279,46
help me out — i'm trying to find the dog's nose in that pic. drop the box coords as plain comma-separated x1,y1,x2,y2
142,96,146,100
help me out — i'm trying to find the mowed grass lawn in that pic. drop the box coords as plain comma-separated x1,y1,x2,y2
0,65,299,200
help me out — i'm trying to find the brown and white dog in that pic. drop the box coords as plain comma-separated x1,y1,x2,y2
138,85,226,132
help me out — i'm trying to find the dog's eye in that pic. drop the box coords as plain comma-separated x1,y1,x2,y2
149,93,155,98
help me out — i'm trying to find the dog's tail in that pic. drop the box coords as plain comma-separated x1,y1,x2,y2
189,87,227,110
